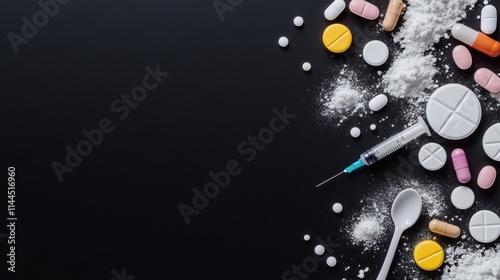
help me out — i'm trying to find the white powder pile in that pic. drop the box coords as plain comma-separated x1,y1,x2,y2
383,0,477,101
353,218,381,243
320,67,367,124
442,243,500,280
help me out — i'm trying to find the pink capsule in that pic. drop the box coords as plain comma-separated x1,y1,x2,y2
349,0,379,20
452,149,471,184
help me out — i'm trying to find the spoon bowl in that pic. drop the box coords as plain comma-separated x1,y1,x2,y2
377,188,422,280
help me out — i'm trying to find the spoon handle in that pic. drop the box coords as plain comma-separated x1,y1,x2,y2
376,228,404,280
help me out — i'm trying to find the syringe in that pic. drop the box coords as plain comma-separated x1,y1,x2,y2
316,116,431,187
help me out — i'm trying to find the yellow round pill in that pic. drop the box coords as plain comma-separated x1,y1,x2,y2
322,24,352,53
413,240,444,271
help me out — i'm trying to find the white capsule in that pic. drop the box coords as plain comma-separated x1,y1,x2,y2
481,5,497,34
278,37,289,47
369,94,388,111
325,0,346,20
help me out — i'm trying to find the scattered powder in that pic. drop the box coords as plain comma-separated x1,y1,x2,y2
353,218,381,244
442,243,500,280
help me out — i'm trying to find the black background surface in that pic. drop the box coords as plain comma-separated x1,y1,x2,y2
1,0,500,279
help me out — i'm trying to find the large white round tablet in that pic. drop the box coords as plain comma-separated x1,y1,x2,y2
469,210,500,243
363,40,389,66
426,84,481,140
368,94,388,111
451,186,475,210
418,143,447,171
482,123,500,161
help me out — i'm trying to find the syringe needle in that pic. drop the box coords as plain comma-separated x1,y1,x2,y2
316,171,345,187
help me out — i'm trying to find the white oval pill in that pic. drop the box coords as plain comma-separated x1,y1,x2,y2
314,245,325,255
325,0,346,20
363,40,389,66
469,210,500,243
350,127,361,138
326,256,337,267
482,123,500,161
294,16,304,27
452,45,473,70
303,234,311,241
332,203,343,213
302,62,312,71
368,94,388,111
426,84,481,140
481,5,497,34
451,186,475,210
278,37,289,47
418,143,447,171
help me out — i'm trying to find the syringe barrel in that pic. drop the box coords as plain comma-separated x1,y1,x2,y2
360,134,405,165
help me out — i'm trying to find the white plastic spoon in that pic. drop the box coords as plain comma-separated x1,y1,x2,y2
376,188,422,280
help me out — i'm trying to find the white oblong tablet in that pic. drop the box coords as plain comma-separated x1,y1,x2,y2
451,186,475,210
481,5,497,34
426,84,481,140
469,210,500,243
362,40,389,66
483,123,500,161
418,143,447,171
325,0,346,20
368,94,388,111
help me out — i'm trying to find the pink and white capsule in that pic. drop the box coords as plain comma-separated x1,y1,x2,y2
452,149,471,184
349,0,379,20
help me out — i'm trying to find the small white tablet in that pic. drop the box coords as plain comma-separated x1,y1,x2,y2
469,210,500,243
426,84,481,140
451,186,475,210
363,40,389,66
418,143,447,171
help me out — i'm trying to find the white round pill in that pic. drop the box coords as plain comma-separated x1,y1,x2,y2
326,256,337,267
482,123,500,161
469,210,500,243
303,234,310,241
426,84,481,140
278,36,289,47
418,143,447,171
370,124,376,131
363,40,389,66
332,203,343,213
302,62,312,71
451,186,475,210
368,94,388,111
293,16,304,27
350,127,361,138
314,245,325,255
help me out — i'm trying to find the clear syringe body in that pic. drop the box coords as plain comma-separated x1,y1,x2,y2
344,116,431,173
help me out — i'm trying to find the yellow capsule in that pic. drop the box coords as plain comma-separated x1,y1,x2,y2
429,219,461,238
322,24,352,53
413,240,444,271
